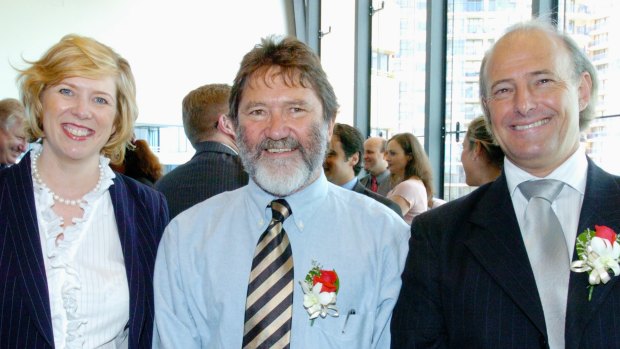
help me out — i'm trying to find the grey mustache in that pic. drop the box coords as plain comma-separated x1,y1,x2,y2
260,138,300,150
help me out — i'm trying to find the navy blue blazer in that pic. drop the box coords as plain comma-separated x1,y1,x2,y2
0,151,169,348
391,159,620,349
155,141,248,219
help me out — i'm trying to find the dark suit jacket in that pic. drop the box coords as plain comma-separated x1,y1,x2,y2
391,159,620,349
155,141,249,219
359,170,392,197
0,151,169,349
353,179,402,216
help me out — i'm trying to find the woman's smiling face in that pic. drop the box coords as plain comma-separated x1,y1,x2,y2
40,76,117,164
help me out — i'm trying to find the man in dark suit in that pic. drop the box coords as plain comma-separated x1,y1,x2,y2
155,84,249,218
391,19,620,349
324,123,401,216
359,136,392,196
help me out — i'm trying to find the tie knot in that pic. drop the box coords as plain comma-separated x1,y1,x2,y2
519,179,564,203
270,199,292,223
371,176,377,184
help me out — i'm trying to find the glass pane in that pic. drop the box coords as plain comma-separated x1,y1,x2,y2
370,0,427,139
444,0,532,201
320,1,356,126
559,0,620,175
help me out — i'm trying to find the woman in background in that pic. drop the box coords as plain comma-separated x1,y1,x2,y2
111,138,163,187
0,34,168,348
385,132,434,224
461,115,504,186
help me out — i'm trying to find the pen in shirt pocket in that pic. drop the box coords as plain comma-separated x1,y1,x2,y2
341,309,356,334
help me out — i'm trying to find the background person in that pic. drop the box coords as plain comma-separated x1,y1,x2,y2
359,136,391,196
0,34,169,348
385,132,433,224
461,115,503,186
0,97,27,168
155,83,248,219
111,138,163,187
391,19,620,349
324,123,401,216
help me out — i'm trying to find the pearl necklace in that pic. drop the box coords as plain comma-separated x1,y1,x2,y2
32,151,104,206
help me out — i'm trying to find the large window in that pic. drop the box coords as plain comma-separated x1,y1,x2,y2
443,0,532,200
319,1,356,126
369,0,427,141
316,1,620,201
559,0,620,175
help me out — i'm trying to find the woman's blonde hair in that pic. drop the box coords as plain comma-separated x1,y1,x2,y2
16,34,138,164
466,115,504,169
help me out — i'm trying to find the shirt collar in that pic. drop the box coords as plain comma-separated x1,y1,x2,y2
505,144,588,197
375,169,390,183
246,171,329,232
341,177,357,190
220,143,238,155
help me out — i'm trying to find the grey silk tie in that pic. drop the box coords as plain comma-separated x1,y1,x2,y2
243,199,294,349
519,179,569,349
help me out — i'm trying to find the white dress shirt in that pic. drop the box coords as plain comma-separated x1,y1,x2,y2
32,144,129,349
504,145,588,258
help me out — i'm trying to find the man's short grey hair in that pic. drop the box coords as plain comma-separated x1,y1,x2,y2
0,98,25,131
479,18,599,131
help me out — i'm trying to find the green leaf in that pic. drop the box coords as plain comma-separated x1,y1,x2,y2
575,228,595,260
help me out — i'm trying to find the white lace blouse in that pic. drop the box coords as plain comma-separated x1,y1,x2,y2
31,144,130,349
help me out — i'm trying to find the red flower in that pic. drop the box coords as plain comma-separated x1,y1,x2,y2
313,270,339,293
594,225,617,245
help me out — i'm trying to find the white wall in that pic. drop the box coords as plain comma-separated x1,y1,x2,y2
0,0,291,126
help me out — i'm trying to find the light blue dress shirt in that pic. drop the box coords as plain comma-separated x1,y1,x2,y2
341,177,358,190
153,172,410,348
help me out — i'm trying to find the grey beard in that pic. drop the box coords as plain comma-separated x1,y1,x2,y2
237,122,328,197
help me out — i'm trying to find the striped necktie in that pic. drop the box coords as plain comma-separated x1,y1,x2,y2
242,199,294,349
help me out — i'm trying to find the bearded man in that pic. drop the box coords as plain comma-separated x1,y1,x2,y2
153,36,409,349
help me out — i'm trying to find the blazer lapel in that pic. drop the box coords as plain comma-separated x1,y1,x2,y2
6,153,54,346
109,176,147,347
566,160,620,348
464,174,547,336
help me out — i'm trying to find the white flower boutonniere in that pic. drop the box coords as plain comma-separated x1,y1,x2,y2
299,261,339,324
570,225,620,300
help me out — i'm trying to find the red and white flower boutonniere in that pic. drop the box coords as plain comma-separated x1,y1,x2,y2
570,225,620,300
299,261,340,323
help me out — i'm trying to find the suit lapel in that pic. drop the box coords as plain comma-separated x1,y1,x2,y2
6,153,54,346
464,174,547,336
566,160,620,348
352,181,366,195
109,176,146,347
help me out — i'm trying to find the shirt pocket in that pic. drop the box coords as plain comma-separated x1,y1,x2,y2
313,307,375,346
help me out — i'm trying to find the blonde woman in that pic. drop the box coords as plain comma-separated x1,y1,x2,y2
461,115,504,186
0,34,168,348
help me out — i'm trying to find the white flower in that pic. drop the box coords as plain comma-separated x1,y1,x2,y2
571,236,620,285
300,281,339,320
587,237,620,285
